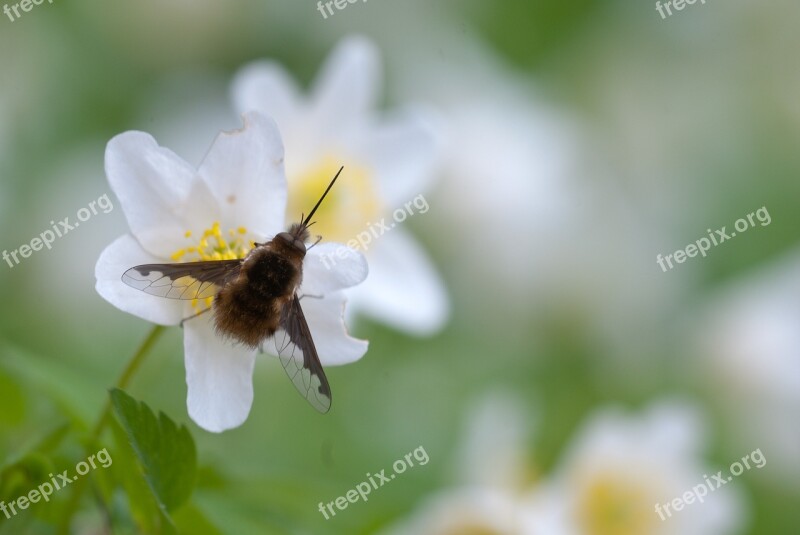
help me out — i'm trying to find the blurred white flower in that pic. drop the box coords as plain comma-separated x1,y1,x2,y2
392,36,580,298
94,112,368,432
694,248,800,485
232,35,448,336
381,487,540,535
391,30,685,372
530,401,745,535
380,392,543,535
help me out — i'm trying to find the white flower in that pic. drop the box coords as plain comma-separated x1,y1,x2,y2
379,392,543,535
381,487,539,535
694,248,800,485
232,35,448,336
530,401,745,535
388,31,580,293
94,112,368,433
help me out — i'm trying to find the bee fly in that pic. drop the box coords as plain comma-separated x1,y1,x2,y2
121,166,346,413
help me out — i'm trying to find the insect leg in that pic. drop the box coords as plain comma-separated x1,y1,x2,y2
307,235,323,251
298,293,323,301
180,307,212,327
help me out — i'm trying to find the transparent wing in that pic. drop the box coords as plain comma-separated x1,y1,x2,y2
122,260,242,300
272,294,332,413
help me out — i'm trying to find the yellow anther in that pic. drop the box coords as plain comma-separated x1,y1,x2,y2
170,223,252,311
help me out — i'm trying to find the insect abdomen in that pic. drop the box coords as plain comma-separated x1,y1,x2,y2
213,249,301,348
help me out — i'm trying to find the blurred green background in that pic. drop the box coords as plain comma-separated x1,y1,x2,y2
1,0,799,533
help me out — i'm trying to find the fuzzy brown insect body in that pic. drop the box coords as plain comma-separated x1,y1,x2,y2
213,224,309,348
121,167,344,413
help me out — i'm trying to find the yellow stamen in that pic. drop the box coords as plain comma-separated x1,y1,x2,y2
171,223,253,312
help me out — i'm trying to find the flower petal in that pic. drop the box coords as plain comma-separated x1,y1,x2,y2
105,131,219,258
300,291,368,366
302,243,368,296
231,61,300,134
348,229,449,336
197,112,287,238
309,36,380,135
361,108,443,206
184,314,258,432
95,234,184,325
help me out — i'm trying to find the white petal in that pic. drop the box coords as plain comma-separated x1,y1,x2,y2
105,131,219,258
302,243,368,296
231,61,300,133
95,234,184,326
309,36,380,135
198,112,287,238
361,108,443,206
184,314,257,432
263,292,367,367
301,291,368,366
458,392,533,489
348,229,449,336
378,488,527,535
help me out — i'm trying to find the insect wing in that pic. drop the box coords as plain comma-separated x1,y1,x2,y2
272,294,332,413
122,260,242,300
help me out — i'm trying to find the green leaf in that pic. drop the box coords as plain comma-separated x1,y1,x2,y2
110,417,176,534
110,388,196,514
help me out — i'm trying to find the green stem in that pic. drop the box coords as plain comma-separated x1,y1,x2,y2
59,325,166,534
91,325,166,438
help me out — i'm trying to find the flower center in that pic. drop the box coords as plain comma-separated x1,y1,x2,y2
170,222,252,311
287,155,383,243
577,473,657,535
437,524,506,535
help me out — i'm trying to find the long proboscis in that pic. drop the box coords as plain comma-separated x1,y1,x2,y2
301,166,344,228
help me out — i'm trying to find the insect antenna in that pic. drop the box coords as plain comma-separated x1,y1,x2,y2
300,166,344,228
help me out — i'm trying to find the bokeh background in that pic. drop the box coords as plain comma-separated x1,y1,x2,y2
1,0,799,533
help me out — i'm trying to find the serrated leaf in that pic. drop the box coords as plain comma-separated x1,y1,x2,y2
110,388,196,514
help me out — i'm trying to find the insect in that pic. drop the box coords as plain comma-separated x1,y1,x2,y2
121,166,345,413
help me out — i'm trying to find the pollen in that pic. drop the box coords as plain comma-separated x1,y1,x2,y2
171,223,253,313
288,155,383,242
172,222,252,263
